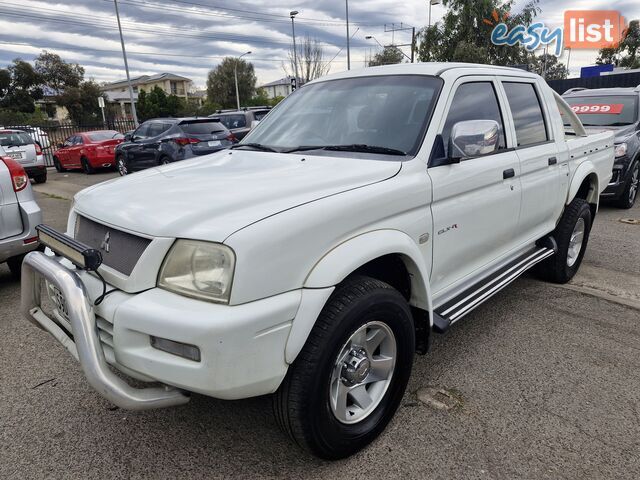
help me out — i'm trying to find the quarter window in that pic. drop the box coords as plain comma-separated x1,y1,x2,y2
503,82,549,147
442,82,507,157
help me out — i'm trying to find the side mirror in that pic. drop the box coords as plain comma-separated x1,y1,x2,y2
250,120,260,129
124,133,133,142
57,143,64,149
449,120,500,159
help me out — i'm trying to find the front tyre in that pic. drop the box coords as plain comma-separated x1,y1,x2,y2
535,197,592,284
116,156,128,176
614,161,639,209
274,276,415,460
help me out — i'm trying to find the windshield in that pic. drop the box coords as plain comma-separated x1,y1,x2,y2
87,131,122,141
243,75,443,157
0,131,33,146
563,95,638,127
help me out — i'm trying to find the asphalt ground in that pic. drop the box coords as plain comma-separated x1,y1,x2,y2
1,169,639,479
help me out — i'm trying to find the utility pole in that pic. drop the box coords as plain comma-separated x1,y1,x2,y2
113,0,138,126
566,47,572,78
384,23,417,63
290,11,299,84
345,0,351,70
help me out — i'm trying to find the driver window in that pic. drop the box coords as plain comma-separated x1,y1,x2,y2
63,137,73,147
133,123,150,139
442,82,507,157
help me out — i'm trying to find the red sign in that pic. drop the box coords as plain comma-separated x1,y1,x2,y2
570,104,624,114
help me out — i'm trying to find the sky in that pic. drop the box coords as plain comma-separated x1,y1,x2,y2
0,0,638,90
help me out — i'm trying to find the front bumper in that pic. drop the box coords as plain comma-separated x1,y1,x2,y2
601,159,631,198
21,251,303,409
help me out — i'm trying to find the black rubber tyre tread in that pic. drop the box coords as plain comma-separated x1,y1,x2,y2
273,275,414,459
535,197,592,284
7,254,24,279
614,161,639,209
33,173,47,184
81,157,94,174
53,157,65,172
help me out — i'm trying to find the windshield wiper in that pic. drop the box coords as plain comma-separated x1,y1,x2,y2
284,144,406,156
230,143,278,152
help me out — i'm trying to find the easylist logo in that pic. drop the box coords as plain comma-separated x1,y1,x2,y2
564,10,626,49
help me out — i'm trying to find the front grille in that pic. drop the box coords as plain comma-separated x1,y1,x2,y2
75,216,151,276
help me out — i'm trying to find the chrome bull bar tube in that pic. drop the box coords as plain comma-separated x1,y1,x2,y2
21,251,190,410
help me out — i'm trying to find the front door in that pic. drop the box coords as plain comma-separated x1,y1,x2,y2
428,78,522,297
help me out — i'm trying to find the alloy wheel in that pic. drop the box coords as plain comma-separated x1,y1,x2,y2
566,217,586,267
329,321,396,424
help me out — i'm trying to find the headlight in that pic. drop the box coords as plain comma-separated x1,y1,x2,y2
615,143,628,158
158,240,235,303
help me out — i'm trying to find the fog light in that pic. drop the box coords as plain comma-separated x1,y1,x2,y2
150,336,201,362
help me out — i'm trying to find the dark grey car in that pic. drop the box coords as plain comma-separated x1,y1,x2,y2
209,108,271,140
114,118,236,176
563,87,640,209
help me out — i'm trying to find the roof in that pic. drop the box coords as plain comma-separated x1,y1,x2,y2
563,87,640,97
101,73,192,91
259,76,303,88
305,62,540,86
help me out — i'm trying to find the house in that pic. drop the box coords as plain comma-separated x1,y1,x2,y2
35,86,68,121
259,76,302,99
101,73,194,119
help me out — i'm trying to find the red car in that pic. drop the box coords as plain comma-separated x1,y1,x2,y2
53,130,124,174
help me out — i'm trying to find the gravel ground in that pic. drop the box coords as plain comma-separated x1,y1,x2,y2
0,170,638,479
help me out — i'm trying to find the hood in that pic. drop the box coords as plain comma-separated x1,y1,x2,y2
74,150,401,241
583,124,637,142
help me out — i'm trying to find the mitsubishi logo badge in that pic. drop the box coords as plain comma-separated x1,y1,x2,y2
100,231,111,253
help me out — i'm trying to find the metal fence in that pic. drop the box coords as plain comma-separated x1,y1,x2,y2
4,120,137,166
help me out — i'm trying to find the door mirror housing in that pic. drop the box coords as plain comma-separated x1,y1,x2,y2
57,143,64,149
449,120,501,160
124,133,133,142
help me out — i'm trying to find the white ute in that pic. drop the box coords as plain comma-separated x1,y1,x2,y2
22,63,614,459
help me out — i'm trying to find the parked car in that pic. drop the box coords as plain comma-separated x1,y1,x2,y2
0,129,47,183
2,125,51,149
562,86,640,209
22,64,613,460
53,130,124,174
0,146,42,278
209,107,271,140
114,117,236,175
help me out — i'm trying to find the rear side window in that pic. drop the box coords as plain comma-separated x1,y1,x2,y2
87,131,120,142
218,114,247,129
73,136,84,145
148,122,173,137
180,121,227,135
0,131,32,146
253,111,270,121
503,82,549,147
442,82,507,156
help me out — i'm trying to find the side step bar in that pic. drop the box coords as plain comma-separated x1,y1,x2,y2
433,244,556,334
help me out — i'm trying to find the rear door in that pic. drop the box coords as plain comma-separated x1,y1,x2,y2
429,77,522,296
68,135,84,166
498,78,565,241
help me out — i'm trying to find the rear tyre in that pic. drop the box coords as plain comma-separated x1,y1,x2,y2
273,275,415,460
159,156,171,166
614,161,639,209
535,198,592,284
53,156,65,173
81,157,94,174
7,254,25,279
116,156,128,176
33,172,47,184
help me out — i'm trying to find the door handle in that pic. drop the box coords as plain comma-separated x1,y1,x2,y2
548,156,558,165
503,168,515,179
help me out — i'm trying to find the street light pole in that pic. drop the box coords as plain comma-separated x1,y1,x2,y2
235,51,251,111
113,0,138,126
345,0,351,70
428,0,441,28
290,11,299,87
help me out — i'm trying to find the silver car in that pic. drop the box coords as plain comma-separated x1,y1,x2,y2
0,145,42,278
0,129,47,183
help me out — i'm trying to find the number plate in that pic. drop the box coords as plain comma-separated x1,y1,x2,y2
7,152,23,159
208,140,221,147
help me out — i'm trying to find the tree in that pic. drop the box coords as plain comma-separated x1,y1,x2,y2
136,86,185,120
57,80,104,124
596,20,640,69
417,0,541,66
206,57,257,109
0,59,43,113
529,53,568,80
285,35,330,83
368,46,406,67
0,69,10,97
34,51,84,93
